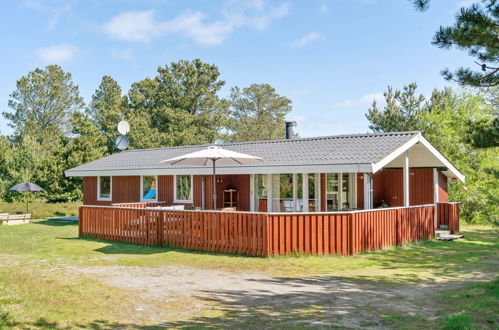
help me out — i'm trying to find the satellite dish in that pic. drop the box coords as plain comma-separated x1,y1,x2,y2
115,135,129,151
117,120,130,135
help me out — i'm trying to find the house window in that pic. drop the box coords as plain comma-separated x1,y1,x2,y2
175,175,192,202
141,176,157,201
98,176,112,201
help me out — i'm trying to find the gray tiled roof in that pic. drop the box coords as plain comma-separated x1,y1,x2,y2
66,131,418,174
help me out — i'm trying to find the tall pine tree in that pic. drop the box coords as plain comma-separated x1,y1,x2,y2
87,75,127,154
413,0,498,87
226,84,292,142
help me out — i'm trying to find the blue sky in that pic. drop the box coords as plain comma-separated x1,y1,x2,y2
0,0,472,138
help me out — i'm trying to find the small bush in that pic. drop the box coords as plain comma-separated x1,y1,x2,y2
53,211,66,217
442,314,474,330
0,310,17,327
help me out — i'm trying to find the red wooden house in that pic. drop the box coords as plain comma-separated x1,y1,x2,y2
66,131,463,256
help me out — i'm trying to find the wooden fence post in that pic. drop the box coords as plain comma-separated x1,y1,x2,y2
156,210,164,247
78,207,83,237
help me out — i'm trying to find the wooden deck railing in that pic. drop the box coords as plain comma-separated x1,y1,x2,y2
111,202,168,208
267,205,434,256
437,202,460,234
79,207,268,256
79,204,436,257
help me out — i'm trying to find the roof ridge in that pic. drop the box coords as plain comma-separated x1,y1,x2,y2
122,131,420,153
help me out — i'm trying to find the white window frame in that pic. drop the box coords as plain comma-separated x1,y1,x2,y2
97,176,112,201
140,175,158,202
174,174,193,203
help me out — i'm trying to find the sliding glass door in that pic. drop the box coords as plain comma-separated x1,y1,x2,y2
253,174,268,212
253,173,356,212
307,173,320,212
326,173,356,211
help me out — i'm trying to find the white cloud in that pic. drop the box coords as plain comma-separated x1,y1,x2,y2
103,10,163,43
223,1,289,31
335,92,386,108
35,44,77,63
103,1,289,45
291,31,325,48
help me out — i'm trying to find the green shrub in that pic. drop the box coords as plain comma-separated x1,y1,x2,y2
442,314,474,330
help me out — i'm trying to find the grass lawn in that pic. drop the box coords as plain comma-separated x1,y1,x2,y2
0,201,80,219
0,219,497,328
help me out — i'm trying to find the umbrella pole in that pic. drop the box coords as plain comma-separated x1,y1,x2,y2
212,159,217,210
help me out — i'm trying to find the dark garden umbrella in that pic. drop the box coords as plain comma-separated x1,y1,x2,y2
9,182,44,215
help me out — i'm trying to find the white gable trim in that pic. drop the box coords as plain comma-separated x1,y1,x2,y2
372,132,465,182
417,135,465,182
371,134,420,173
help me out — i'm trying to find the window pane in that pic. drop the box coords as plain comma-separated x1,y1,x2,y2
254,174,267,211
342,173,351,209
142,176,157,200
296,174,303,199
176,175,191,201
326,174,339,211
99,177,111,199
280,174,293,199
308,174,319,212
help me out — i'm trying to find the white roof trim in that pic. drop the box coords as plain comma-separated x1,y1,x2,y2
372,132,465,182
417,135,465,182
371,134,420,173
65,163,373,177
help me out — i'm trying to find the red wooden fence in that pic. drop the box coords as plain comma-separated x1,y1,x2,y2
437,202,460,234
79,204,436,257
79,207,268,256
267,205,434,256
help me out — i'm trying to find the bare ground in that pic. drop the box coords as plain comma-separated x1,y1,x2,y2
66,264,483,328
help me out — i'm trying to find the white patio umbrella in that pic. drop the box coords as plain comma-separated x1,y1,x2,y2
161,146,263,209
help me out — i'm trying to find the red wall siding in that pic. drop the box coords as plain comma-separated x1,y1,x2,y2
372,172,384,206
84,170,440,209
373,168,434,207
212,174,251,211
410,168,434,205
158,175,173,204
158,174,251,210
438,172,448,202
83,176,141,205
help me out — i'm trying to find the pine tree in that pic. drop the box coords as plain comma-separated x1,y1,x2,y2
226,84,292,142
413,0,498,87
365,83,428,132
3,65,84,144
87,75,127,154
127,59,228,148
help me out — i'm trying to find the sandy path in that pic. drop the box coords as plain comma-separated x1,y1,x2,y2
68,264,463,328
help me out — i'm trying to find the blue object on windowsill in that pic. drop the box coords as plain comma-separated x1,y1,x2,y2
143,189,156,200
